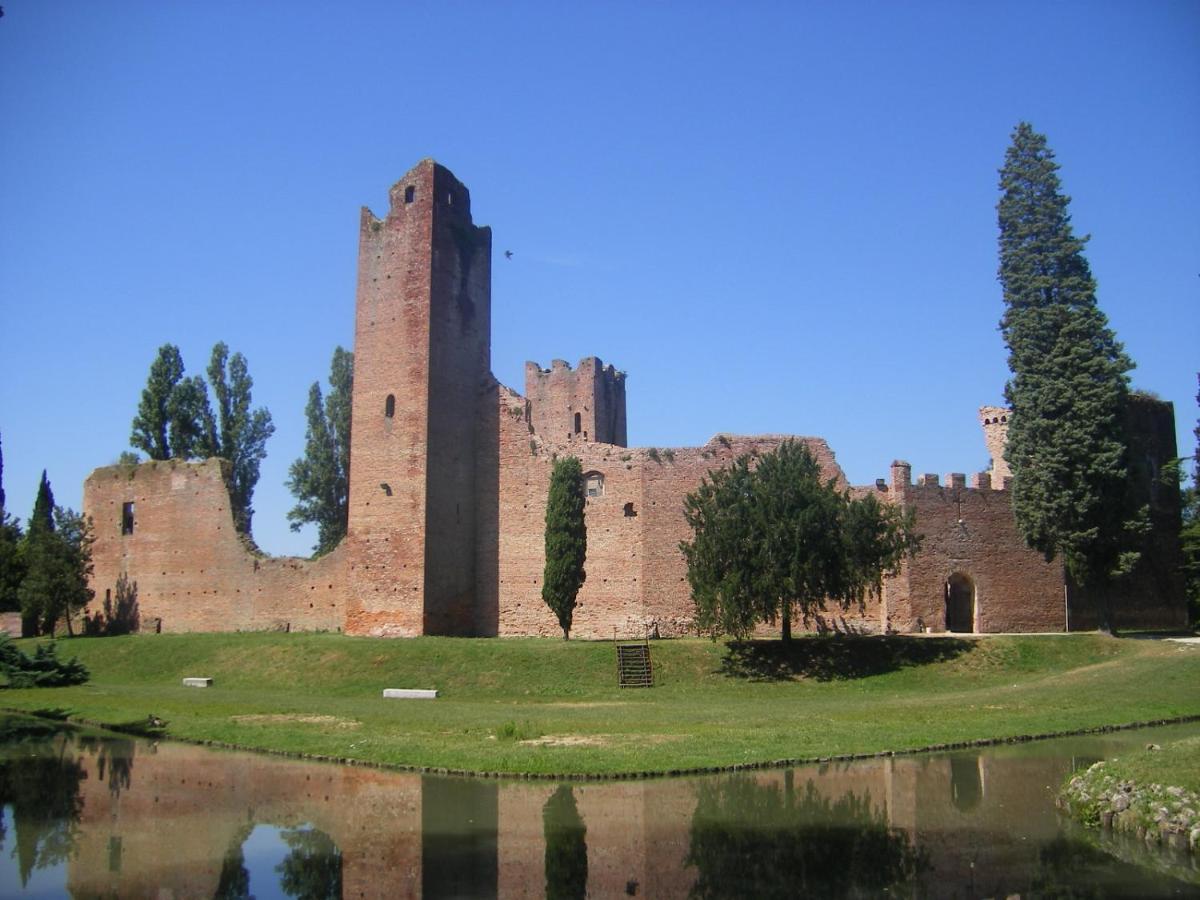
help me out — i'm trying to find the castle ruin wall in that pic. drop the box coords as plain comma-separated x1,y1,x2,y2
84,459,346,634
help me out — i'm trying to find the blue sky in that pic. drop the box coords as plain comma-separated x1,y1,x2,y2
1,1,1197,557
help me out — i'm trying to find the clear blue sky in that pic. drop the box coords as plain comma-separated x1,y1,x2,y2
1,1,1197,557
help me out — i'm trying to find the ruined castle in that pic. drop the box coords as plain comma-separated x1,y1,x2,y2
83,160,1187,637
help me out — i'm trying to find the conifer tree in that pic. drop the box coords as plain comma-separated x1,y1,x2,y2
207,342,275,535
996,123,1141,626
27,471,54,539
287,348,353,556
542,456,587,640
681,441,918,642
18,474,95,636
0,431,25,614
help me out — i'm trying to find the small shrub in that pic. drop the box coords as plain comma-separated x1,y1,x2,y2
0,636,90,688
494,720,541,742
663,448,675,463
648,448,661,463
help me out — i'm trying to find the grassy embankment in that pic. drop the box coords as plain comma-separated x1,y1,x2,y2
1059,736,1200,854
2,632,1198,776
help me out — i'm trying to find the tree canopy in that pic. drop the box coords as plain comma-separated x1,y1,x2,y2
17,473,94,636
287,347,353,556
129,343,272,535
997,123,1142,614
206,342,275,535
542,455,587,640
680,441,918,641
0,431,24,614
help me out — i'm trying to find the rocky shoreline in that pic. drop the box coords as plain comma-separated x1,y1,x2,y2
1059,759,1200,854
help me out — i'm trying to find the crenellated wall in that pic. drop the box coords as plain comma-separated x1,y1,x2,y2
80,160,1186,638
525,356,628,448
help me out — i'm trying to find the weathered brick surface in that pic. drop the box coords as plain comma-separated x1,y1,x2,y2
84,459,344,633
81,161,1187,638
525,357,628,447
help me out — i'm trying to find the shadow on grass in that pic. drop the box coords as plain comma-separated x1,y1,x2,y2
720,635,975,682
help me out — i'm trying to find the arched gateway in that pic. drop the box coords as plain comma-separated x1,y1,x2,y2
945,573,975,633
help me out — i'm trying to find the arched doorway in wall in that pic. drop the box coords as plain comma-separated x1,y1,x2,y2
945,572,975,633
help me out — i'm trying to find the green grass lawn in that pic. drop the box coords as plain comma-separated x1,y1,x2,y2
2,632,1198,775
1098,735,1200,794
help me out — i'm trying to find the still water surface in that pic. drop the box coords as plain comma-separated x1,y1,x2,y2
0,716,1197,898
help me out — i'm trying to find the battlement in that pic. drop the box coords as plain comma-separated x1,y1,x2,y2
885,460,1008,493
525,355,627,447
979,405,1012,481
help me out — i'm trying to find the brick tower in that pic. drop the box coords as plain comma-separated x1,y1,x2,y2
345,160,492,636
524,357,628,446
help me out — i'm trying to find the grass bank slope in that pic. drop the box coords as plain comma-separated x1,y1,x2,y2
3,633,1198,775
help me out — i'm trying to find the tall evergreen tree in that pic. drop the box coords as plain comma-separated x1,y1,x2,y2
17,473,95,636
542,456,587,640
207,342,275,535
28,471,54,539
997,123,1140,626
287,348,353,556
0,431,24,614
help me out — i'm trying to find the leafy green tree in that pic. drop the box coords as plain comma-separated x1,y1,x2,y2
0,431,25,613
287,348,353,556
681,441,918,642
166,374,215,460
207,342,275,535
542,456,587,639
997,123,1142,629
19,495,94,637
543,785,587,900
130,344,188,460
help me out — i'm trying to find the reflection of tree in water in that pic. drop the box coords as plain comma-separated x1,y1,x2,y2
79,734,136,800
214,824,342,900
214,823,254,900
0,720,87,887
276,826,342,900
686,773,928,898
543,785,587,900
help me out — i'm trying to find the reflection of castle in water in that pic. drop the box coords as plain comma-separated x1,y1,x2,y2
5,726,1185,898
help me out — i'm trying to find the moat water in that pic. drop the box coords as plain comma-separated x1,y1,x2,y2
0,716,1198,899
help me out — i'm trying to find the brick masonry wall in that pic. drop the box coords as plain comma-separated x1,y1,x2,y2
345,162,437,637
525,357,628,448
80,162,1187,639
84,459,345,633
885,467,1065,633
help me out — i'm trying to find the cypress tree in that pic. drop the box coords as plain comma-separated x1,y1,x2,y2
28,471,54,539
997,123,1140,626
542,456,587,640
0,431,24,614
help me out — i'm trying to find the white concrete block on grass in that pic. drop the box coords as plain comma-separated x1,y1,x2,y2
383,688,438,700
182,677,212,688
